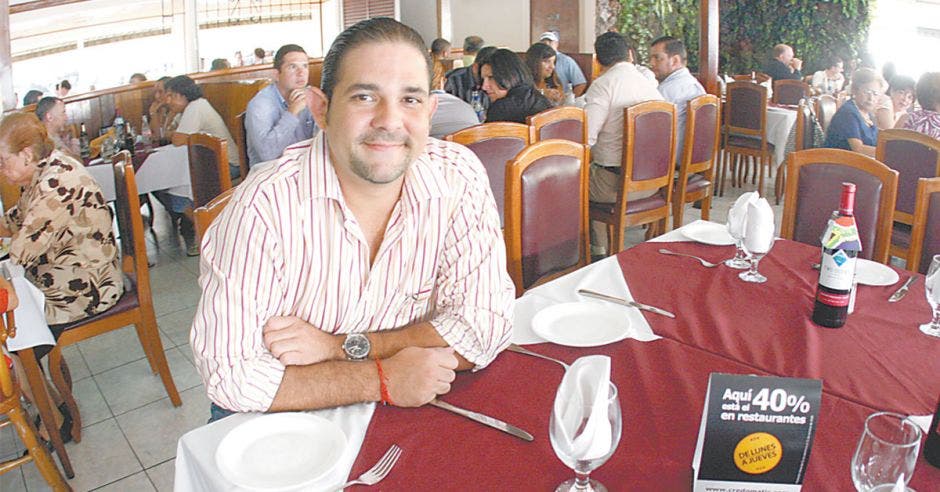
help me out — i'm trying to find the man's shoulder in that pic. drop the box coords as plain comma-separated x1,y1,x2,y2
246,83,278,110
419,138,489,192
230,142,310,207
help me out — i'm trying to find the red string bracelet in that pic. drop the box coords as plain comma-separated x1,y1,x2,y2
374,359,394,406
0,288,8,314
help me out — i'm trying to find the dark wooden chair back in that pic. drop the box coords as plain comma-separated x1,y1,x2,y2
187,133,233,209
725,81,768,136
875,129,940,223
674,94,721,226
773,79,811,105
235,111,250,181
908,177,940,274
527,106,587,144
815,95,838,134
195,187,236,242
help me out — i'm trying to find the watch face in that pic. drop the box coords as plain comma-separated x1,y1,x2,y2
344,333,370,360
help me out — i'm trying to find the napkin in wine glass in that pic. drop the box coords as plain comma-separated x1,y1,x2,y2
727,191,759,238
553,355,612,460
743,197,775,254
927,263,940,305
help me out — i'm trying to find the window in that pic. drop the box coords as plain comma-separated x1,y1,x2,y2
342,0,394,28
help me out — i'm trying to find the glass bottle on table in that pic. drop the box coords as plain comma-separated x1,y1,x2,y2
123,122,135,156
812,182,860,328
140,115,152,147
925,393,940,469
79,123,90,161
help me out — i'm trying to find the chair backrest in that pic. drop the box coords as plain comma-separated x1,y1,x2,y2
908,177,940,274
725,81,768,136
235,111,250,181
794,100,817,152
112,151,151,283
773,79,811,105
622,100,676,189
815,95,838,134
680,94,721,177
445,122,529,226
187,133,233,209
781,148,898,263
504,139,590,294
195,187,235,242
527,106,587,144
732,72,771,84
0,280,18,399
875,129,940,223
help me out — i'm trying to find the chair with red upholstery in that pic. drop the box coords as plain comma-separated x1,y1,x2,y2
773,79,811,106
774,100,817,204
815,95,838,134
908,177,940,274
504,139,590,295
673,94,720,227
527,106,587,144
781,148,898,264
445,122,529,226
188,133,233,210
874,129,940,259
590,101,676,254
717,81,773,197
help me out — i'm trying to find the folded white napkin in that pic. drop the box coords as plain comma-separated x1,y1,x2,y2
743,198,775,254
553,355,614,461
727,192,759,238
3,261,55,351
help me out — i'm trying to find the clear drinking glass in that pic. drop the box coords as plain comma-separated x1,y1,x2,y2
739,239,774,283
919,255,940,338
851,412,923,492
725,218,750,269
550,382,622,492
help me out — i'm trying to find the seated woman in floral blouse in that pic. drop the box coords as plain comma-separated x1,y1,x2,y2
898,72,940,140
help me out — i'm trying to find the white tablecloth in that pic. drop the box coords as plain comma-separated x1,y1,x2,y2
174,404,375,492
85,145,192,202
766,106,798,166
2,261,55,351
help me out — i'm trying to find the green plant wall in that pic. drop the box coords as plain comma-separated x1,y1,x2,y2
616,0,872,75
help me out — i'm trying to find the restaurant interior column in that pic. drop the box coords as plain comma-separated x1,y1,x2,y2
0,0,15,111
437,0,452,42
181,0,199,73
698,0,719,95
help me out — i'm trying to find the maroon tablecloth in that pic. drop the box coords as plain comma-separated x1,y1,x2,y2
618,240,940,414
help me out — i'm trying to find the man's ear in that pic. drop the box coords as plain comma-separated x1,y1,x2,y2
428,92,439,121
309,86,330,130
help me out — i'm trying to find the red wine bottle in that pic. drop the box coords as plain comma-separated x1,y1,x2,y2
926,394,940,469
812,183,860,328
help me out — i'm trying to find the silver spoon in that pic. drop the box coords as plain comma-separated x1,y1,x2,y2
658,248,720,268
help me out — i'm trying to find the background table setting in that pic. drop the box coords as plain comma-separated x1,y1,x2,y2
84,144,191,202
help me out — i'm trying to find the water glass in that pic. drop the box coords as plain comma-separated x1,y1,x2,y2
739,239,774,283
550,382,622,492
725,219,750,270
919,255,940,338
851,412,922,492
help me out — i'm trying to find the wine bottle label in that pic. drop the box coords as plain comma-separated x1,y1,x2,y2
816,290,850,307
819,249,856,290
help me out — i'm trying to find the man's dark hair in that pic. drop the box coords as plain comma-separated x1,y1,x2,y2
825,55,843,70
22,90,43,106
158,75,172,83
35,96,61,122
254,47,266,59
887,75,916,95
651,35,687,63
320,17,430,100
483,49,533,91
595,32,629,67
164,75,203,102
274,44,307,71
210,58,230,71
431,38,451,56
56,80,71,91
129,73,147,83
524,43,556,84
463,35,483,54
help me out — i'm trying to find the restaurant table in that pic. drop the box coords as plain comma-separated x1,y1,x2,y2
85,144,191,202
766,105,797,166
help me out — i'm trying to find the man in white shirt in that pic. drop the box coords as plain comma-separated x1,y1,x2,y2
192,18,514,419
584,32,663,255
649,36,705,166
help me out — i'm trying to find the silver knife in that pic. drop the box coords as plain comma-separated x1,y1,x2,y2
429,398,534,442
577,288,676,318
888,276,918,303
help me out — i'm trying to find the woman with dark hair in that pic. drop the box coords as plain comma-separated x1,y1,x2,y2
481,49,551,123
875,74,916,129
823,68,883,157
899,72,940,139
55,80,71,98
525,43,564,106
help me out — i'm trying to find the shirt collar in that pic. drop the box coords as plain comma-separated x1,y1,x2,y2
271,83,289,109
662,67,691,85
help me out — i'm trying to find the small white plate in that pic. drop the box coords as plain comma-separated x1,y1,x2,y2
215,413,347,491
680,221,736,246
0,238,10,259
532,302,631,347
855,259,900,286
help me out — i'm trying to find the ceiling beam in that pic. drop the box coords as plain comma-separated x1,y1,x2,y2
10,0,89,15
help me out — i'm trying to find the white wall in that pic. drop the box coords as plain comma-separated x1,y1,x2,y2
451,0,529,52
400,0,439,47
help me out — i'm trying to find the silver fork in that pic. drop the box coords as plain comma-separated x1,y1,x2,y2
337,444,402,490
506,344,569,370
658,248,720,268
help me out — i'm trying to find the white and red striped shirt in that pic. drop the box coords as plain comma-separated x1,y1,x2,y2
190,134,515,412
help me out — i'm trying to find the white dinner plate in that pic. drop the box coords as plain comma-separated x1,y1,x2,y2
0,237,10,259
855,259,900,287
680,221,736,246
215,413,347,491
532,302,631,347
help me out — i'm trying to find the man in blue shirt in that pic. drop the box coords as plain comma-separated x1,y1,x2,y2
245,44,318,166
649,36,705,165
538,31,587,97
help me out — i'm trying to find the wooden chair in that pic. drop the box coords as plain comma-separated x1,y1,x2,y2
445,122,529,226
907,177,940,274
187,133,233,210
504,139,590,296
781,148,898,264
732,72,771,84
772,79,811,106
234,112,250,183
195,187,236,242
815,95,838,134
717,81,774,198
47,152,182,442
590,101,676,254
774,100,817,204
673,94,721,227
527,106,587,144
0,281,71,491
874,129,940,259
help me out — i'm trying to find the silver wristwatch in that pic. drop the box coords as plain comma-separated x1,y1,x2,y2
342,333,371,360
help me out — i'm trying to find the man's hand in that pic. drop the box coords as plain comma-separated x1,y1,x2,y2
262,316,340,366
382,347,458,407
287,88,308,115
790,57,803,72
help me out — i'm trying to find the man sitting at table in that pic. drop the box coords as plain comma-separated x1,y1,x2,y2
245,44,318,167
34,97,80,158
191,17,515,420
763,43,803,82
649,36,705,166
584,32,663,256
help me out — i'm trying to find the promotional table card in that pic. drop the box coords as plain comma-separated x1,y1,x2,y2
693,373,823,492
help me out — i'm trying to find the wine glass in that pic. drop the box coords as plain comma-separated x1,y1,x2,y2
851,412,922,492
725,216,750,269
739,238,774,283
919,254,940,338
550,382,622,492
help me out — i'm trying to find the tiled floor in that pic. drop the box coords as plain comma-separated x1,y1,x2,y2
0,176,782,491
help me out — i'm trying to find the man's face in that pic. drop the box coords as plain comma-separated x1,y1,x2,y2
277,51,310,93
481,64,507,101
779,46,794,64
46,100,68,132
166,91,188,113
828,62,844,76
649,43,679,81
153,82,165,102
310,41,437,186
